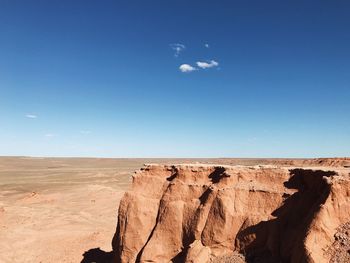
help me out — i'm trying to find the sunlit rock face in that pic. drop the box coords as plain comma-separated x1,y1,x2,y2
112,164,350,263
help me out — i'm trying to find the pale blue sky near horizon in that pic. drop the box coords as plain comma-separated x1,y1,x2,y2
0,0,349,158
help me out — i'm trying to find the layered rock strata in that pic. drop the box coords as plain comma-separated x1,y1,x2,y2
112,164,350,263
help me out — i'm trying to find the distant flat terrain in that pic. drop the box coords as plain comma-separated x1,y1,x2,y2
0,157,348,263
0,157,148,263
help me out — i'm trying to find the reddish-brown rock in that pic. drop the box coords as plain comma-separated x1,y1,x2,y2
112,164,350,262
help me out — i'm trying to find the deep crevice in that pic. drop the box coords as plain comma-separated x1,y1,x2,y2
209,167,227,183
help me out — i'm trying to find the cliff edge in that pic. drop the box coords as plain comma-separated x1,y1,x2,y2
112,164,350,262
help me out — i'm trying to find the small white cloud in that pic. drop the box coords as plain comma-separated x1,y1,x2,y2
80,130,91,134
170,43,185,57
205,43,209,48
45,133,56,138
196,60,219,69
179,64,196,73
25,114,37,119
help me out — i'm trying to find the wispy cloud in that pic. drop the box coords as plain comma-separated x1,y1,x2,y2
25,114,38,119
170,43,185,57
196,60,219,69
45,133,56,138
179,64,196,73
205,43,209,48
179,60,219,73
80,130,91,134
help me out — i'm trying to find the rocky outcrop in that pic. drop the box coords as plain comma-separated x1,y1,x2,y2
112,164,350,263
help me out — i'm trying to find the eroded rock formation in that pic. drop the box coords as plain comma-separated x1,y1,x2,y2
112,164,350,263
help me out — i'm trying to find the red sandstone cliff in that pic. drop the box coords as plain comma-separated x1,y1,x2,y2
112,164,350,263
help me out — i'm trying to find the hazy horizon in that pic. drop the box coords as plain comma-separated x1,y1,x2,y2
0,155,347,160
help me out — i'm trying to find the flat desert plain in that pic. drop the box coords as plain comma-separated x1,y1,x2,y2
0,157,348,263
0,157,146,263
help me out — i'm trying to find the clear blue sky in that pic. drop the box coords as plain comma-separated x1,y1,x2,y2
1,0,349,157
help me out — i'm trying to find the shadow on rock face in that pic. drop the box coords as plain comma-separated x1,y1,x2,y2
236,169,335,263
81,248,113,263
209,167,228,183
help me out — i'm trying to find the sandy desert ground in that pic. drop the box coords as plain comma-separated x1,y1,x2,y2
0,157,349,263
0,157,144,263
